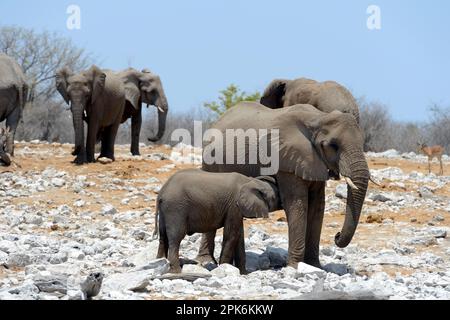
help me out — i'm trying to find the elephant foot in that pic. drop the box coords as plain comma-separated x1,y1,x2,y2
73,154,87,165
304,258,322,269
239,268,248,275
131,148,140,156
72,146,81,156
169,265,182,274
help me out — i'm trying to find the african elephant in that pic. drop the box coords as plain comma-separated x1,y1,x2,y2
155,169,280,274
198,102,369,268
56,65,126,165
260,78,360,123
0,53,28,157
116,68,169,155
0,128,12,166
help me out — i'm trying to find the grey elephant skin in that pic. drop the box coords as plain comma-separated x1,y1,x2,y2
56,65,126,165
261,78,360,123
116,68,169,155
0,53,28,157
199,102,369,268
155,169,280,274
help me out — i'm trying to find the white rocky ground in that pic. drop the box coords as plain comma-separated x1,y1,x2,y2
0,142,449,300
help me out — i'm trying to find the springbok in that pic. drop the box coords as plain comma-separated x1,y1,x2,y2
417,142,445,175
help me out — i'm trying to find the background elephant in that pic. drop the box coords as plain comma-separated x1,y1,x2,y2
199,102,369,268
56,65,126,165
260,78,360,123
155,169,280,274
116,68,169,155
0,53,28,156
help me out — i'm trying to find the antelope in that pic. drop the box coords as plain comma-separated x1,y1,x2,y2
417,142,445,175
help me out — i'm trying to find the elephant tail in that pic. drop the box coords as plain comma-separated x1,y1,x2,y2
152,198,161,240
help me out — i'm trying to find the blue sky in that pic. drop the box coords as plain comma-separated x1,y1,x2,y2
1,0,449,121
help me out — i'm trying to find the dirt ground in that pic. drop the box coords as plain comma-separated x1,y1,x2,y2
2,142,450,278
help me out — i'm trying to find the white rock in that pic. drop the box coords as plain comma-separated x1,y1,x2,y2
428,228,447,239
0,251,8,264
98,158,113,165
102,204,117,215
5,253,32,268
51,178,66,187
103,267,168,293
335,184,347,199
124,242,159,268
323,263,350,276
296,263,326,278
210,264,240,278
182,264,211,275
73,200,86,208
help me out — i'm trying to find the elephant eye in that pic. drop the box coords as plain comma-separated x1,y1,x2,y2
329,142,339,152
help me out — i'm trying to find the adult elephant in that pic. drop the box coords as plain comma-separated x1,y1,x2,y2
198,102,369,268
0,53,28,159
116,68,169,155
56,65,126,165
260,78,360,123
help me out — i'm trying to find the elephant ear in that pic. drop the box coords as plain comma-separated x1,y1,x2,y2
123,70,142,110
56,68,72,104
90,66,106,103
275,107,329,181
260,79,288,109
124,82,141,110
236,180,271,219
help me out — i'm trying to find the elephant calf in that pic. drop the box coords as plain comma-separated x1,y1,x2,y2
155,169,280,274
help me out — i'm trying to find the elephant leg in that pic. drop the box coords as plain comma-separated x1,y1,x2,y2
156,213,169,259
166,223,186,273
277,172,309,267
219,216,241,267
233,222,247,275
99,123,119,161
167,239,183,274
304,181,325,268
196,231,218,265
86,121,100,163
5,105,21,156
131,109,142,156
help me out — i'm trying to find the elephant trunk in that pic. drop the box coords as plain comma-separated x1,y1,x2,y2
148,95,168,143
71,101,85,156
334,150,369,248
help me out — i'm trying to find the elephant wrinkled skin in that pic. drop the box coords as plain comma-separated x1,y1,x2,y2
116,68,169,155
56,65,126,165
261,78,360,124
0,53,28,158
198,102,369,268
156,169,280,274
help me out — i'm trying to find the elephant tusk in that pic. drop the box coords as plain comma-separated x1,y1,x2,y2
157,106,165,113
369,175,382,187
344,176,359,190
